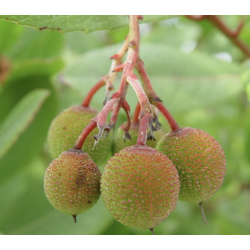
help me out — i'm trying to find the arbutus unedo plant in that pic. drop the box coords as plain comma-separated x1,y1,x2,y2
44,15,227,234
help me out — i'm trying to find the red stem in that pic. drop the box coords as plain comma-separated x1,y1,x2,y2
96,97,120,128
136,59,180,132
82,36,130,108
136,60,160,104
81,78,106,107
127,76,153,145
75,16,153,149
74,121,97,150
106,36,130,91
137,114,152,145
74,97,120,150
156,102,180,131
117,16,140,96
121,103,131,134
108,15,141,132
132,101,141,123
109,101,122,129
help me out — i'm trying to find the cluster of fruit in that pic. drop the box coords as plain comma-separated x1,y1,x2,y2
44,104,226,231
43,16,226,233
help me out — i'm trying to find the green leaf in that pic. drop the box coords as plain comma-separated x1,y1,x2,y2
243,69,250,101
0,20,23,54
9,58,64,82
65,31,105,55
0,58,63,123
62,44,242,113
0,89,50,160
6,26,64,61
245,108,250,164
0,60,58,185
0,15,175,33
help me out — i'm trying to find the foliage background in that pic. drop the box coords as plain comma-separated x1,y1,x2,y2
0,15,249,235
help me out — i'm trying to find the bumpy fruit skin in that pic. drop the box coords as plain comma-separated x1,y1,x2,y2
156,127,226,203
113,123,165,153
47,105,112,165
101,145,180,229
44,149,101,215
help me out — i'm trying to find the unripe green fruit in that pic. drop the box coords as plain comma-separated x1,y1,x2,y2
113,123,165,153
156,127,226,203
44,149,101,216
47,105,112,165
101,145,180,229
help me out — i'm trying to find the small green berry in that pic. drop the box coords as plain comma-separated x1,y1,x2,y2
47,105,112,165
157,127,226,203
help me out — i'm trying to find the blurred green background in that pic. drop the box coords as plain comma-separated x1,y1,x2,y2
0,15,249,235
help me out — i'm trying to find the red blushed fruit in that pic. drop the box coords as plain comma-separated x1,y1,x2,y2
44,149,101,218
157,127,226,203
101,145,180,230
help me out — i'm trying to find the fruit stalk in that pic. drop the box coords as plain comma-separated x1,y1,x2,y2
136,59,180,131
81,78,106,107
107,15,141,131
132,101,140,123
119,100,132,137
156,102,180,132
127,76,153,145
74,97,120,150
73,120,97,150
108,35,130,91
109,98,131,131
72,16,141,151
76,15,159,150
82,36,130,108
114,15,141,97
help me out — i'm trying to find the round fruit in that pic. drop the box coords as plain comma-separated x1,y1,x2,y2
156,127,226,203
113,123,165,153
101,145,180,230
47,105,112,165
44,149,101,217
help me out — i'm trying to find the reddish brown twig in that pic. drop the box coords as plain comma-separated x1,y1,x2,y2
186,15,250,58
